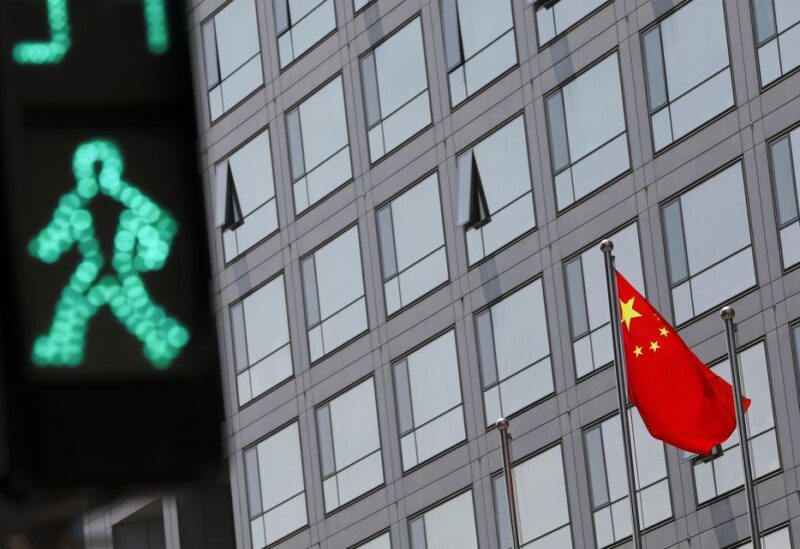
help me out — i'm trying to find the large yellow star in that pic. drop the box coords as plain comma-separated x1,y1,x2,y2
649,340,660,352
619,297,642,331
633,346,643,358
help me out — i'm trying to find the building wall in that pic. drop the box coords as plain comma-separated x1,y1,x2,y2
183,0,800,548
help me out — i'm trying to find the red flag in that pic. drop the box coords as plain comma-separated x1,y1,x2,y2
615,271,750,455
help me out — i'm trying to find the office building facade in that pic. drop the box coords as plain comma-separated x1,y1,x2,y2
85,0,800,547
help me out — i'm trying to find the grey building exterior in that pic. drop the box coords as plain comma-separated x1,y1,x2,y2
85,0,800,548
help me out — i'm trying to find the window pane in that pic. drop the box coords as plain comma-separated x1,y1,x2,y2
585,426,609,507
643,28,667,109
298,76,349,173
475,310,498,387
456,0,512,59
441,0,462,70
317,404,335,476
754,0,777,43
390,175,445,271
356,533,391,549
361,53,381,127
393,359,413,434
771,136,799,225
514,446,571,544
546,92,570,172
680,164,751,275
313,227,365,319
565,259,588,337
775,0,800,32
660,0,729,99
300,256,320,327
374,19,428,116
229,132,275,216
662,200,688,283
421,492,478,549
491,281,549,380
562,55,626,162
258,423,304,510
214,0,261,79
376,206,398,278
202,22,219,87
286,109,306,180
472,117,532,215
406,331,462,425
248,422,308,545
244,448,262,516
328,379,381,470
242,276,290,364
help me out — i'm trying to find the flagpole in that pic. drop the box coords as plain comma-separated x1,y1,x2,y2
496,418,521,549
720,306,762,549
600,240,643,549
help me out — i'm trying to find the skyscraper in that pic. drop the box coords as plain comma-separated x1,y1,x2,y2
86,0,800,547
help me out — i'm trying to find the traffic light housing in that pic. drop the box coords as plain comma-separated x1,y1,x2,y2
0,0,222,492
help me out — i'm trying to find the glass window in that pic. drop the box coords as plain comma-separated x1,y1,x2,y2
532,0,607,45
361,18,432,162
457,116,536,265
494,445,573,548
565,224,643,378
287,76,352,213
245,422,308,548
768,128,800,269
662,163,755,325
302,226,368,361
584,412,672,548
214,130,278,263
794,324,800,377
274,0,336,68
394,330,465,470
739,526,793,548
377,174,448,314
231,275,292,406
475,279,553,426
317,378,383,512
440,0,517,105
409,491,478,549
546,53,630,210
354,0,373,11
202,0,264,121
753,0,800,86
691,342,779,504
356,533,391,549
642,0,733,151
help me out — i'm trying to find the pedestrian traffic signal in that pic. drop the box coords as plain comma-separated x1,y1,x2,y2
0,0,222,491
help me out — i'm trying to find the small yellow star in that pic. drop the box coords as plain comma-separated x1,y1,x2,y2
649,340,660,352
659,327,669,337
633,346,643,358
619,297,642,331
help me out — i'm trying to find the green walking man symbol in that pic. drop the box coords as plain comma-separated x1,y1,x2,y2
29,139,189,369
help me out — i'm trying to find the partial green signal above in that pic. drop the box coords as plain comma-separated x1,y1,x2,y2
12,0,170,65
29,139,189,369
12,0,71,65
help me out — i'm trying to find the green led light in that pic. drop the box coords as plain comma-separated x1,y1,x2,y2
142,0,170,54
12,0,170,65
13,0,71,65
29,139,188,370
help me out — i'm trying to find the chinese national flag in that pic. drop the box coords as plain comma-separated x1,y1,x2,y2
616,271,750,455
